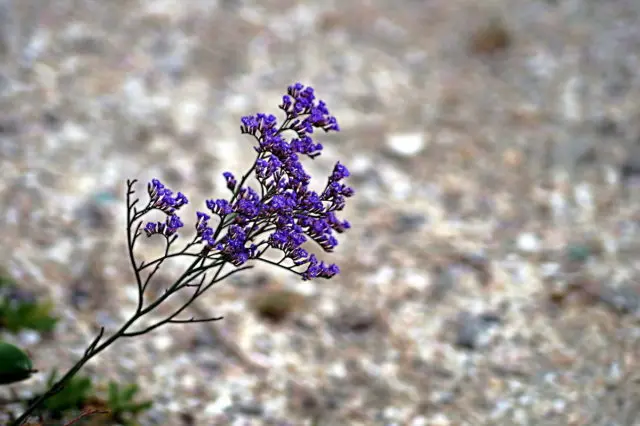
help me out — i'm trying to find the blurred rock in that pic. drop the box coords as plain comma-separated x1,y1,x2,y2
454,311,501,350
385,132,425,157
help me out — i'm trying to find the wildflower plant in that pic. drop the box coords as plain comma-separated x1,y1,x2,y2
10,83,353,425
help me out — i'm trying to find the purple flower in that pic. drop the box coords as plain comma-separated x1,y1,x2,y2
195,211,215,245
301,255,340,281
206,199,233,216
223,172,237,191
138,83,353,281
144,214,184,238
146,178,189,215
216,225,256,266
330,162,350,182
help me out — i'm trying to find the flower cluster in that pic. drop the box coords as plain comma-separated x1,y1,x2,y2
142,179,188,238
142,83,353,280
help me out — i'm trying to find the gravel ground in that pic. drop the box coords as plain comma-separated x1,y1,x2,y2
2,0,640,425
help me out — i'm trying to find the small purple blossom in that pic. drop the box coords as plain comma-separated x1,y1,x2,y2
144,214,184,238
301,255,340,281
206,199,233,216
215,225,256,266
147,179,189,215
330,162,350,182
223,172,237,191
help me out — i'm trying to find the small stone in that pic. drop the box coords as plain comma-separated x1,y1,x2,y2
205,392,233,416
540,262,561,278
251,288,306,323
605,362,623,388
469,17,511,55
349,154,374,178
573,183,594,212
429,266,455,301
429,413,452,426
516,233,541,253
430,390,456,405
74,198,112,230
330,305,379,334
411,416,428,426
402,269,429,292
153,334,173,352
394,212,427,232
181,374,196,391
386,132,425,157
454,314,479,349
61,122,90,144
454,311,500,350
125,286,139,304
597,283,640,314
234,401,264,416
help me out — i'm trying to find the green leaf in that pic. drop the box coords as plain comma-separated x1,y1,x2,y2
0,341,35,385
105,381,153,420
42,374,94,415
108,381,120,406
0,299,58,333
120,383,140,402
133,401,153,412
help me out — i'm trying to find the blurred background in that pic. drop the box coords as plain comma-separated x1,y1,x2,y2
2,0,640,424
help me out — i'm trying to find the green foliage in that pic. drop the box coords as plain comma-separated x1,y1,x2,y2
27,370,152,425
105,381,153,425
0,341,35,385
38,370,94,419
0,299,59,333
0,270,58,333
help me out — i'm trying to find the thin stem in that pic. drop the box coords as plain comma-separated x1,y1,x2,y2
123,263,252,338
11,313,138,425
137,247,204,271
126,183,146,313
12,182,201,425
256,257,304,278
62,408,110,426
12,177,266,424
168,315,223,324
141,238,171,294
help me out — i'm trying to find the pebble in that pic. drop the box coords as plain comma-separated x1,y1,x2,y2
394,212,427,232
205,392,234,416
540,262,561,278
454,311,499,350
516,232,541,253
597,283,640,314
429,413,452,426
410,416,428,426
573,182,594,213
18,330,41,346
385,132,426,157
349,154,374,178
153,334,174,352
234,401,264,416
401,269,429,292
